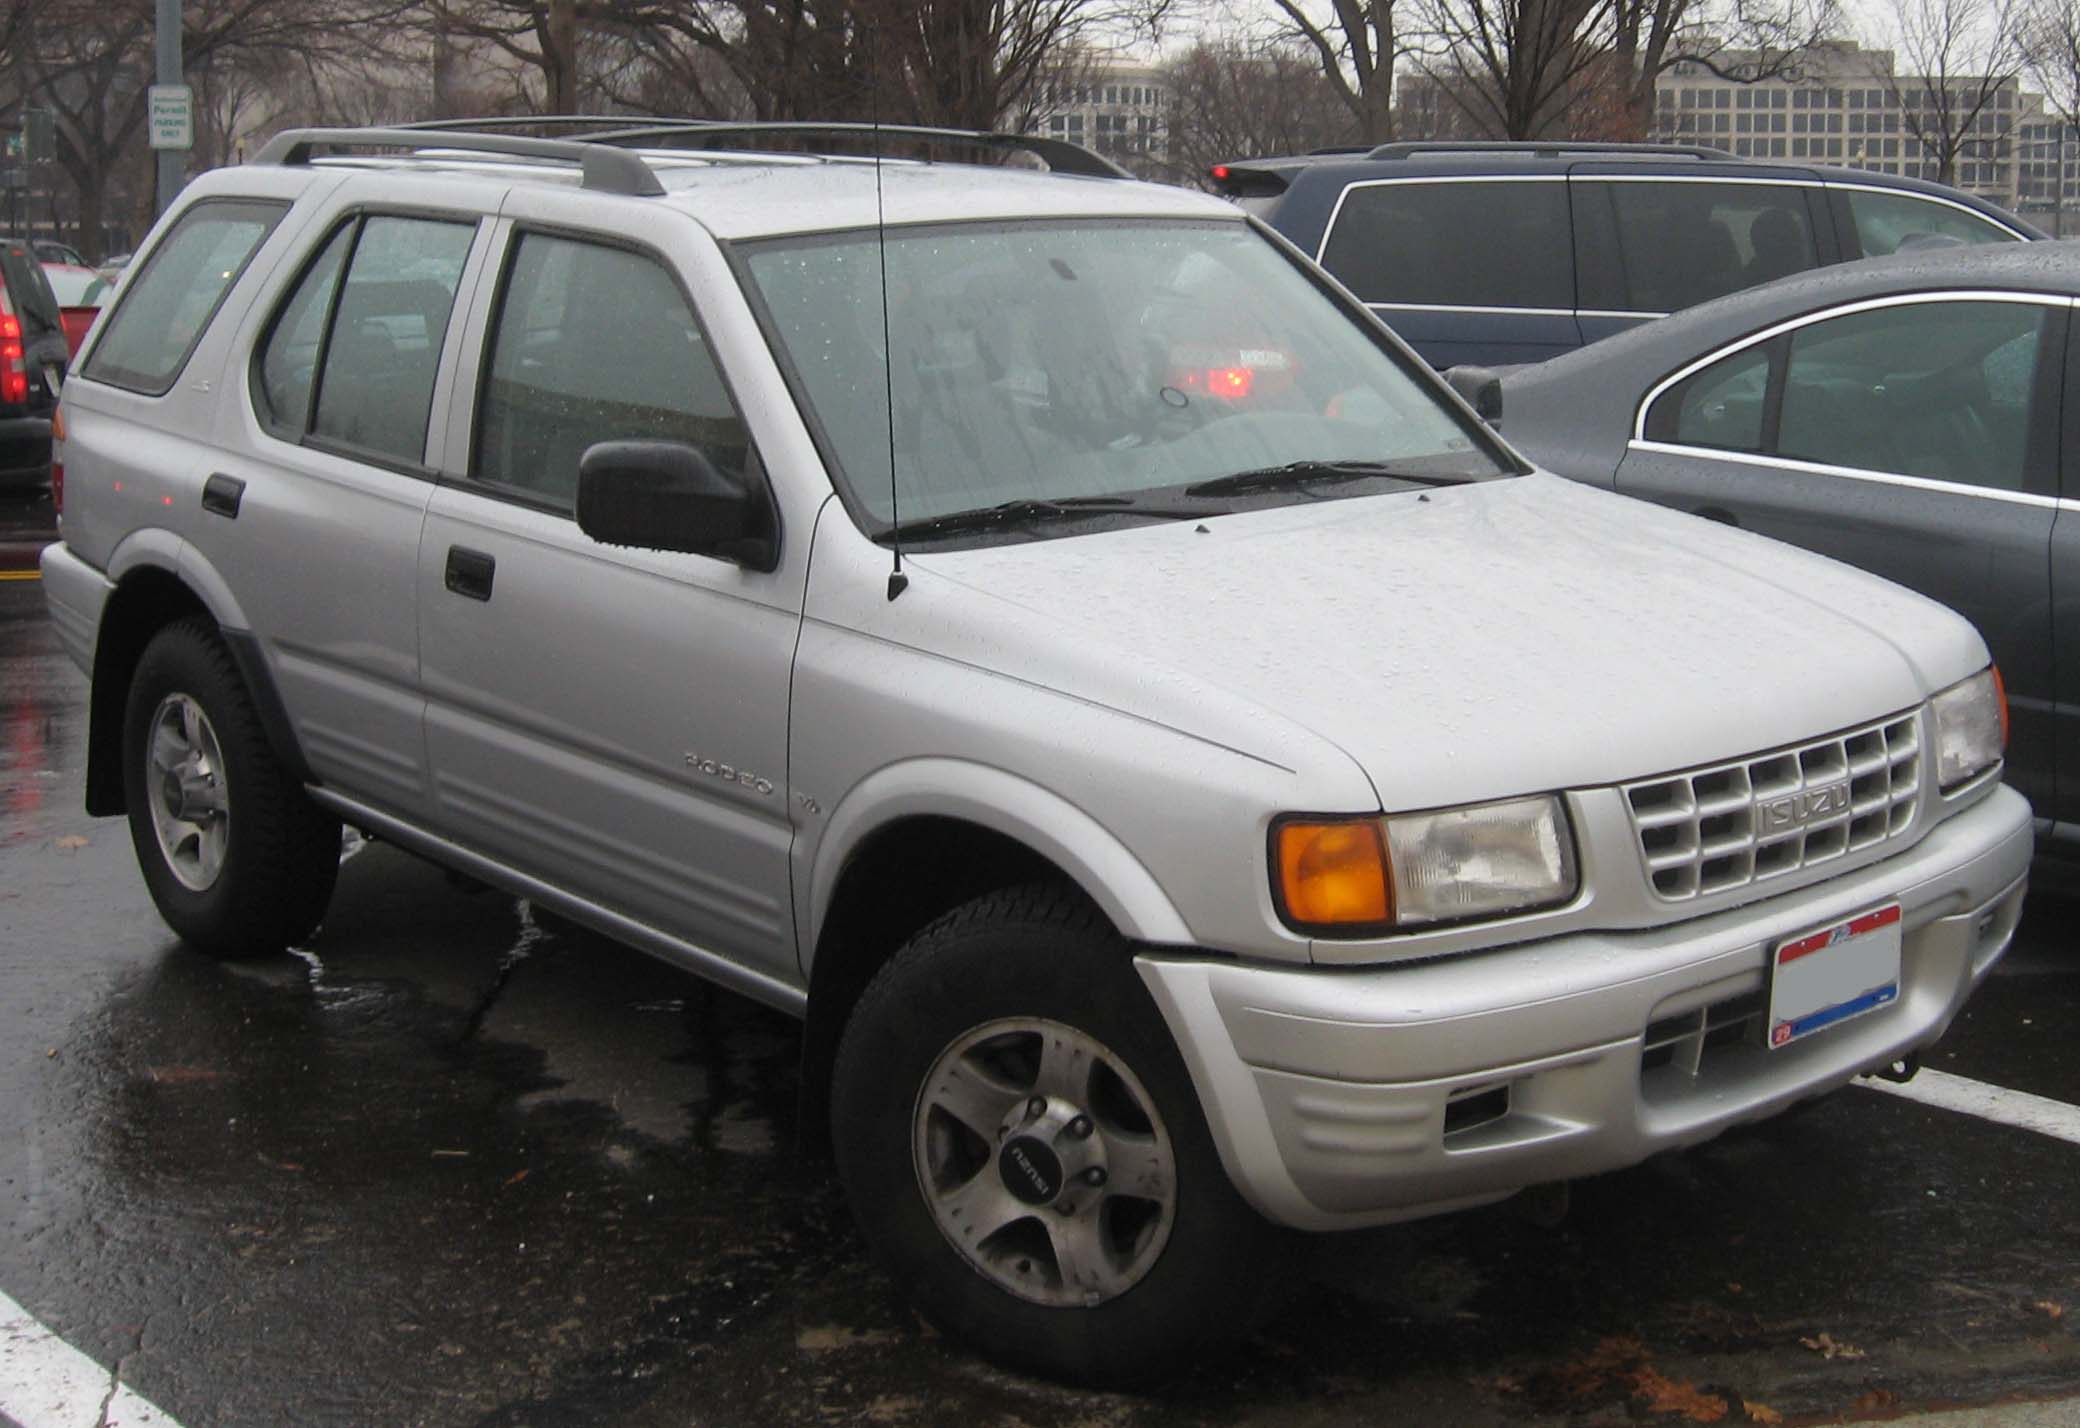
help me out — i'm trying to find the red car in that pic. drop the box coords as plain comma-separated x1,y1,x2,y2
41,262,110,358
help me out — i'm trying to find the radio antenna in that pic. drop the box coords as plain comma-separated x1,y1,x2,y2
873,40,908,601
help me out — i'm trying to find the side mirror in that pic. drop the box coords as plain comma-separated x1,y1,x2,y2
576,440,778,571
1445,365,1503,427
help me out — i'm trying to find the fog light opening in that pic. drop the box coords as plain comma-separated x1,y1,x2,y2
1442,1082,1511,1138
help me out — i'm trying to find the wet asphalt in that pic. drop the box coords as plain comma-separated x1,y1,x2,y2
1,507,2077,1428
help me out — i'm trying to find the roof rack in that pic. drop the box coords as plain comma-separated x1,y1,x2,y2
587,121,1130,179
1363,140,1735,161
390,115,676,132
253,126,667,196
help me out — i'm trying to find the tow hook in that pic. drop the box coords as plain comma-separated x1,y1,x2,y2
1871,1053,1921,1084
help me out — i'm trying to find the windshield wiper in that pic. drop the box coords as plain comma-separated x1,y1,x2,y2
882,495,1201,543
1183,460,1481,499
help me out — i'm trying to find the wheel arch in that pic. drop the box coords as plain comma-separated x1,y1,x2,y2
797,766,1195,1155
86,537,306,816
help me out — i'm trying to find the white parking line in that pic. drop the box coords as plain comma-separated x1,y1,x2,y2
0,1290,182,1428
1860,1067,2080,1147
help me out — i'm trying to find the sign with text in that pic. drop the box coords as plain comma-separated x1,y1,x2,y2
148,85,192,151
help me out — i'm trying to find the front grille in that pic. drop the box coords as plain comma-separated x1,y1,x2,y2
1624,712,1920,901
1640,991,1765,1079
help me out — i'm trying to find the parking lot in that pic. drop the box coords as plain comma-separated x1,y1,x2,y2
0,528,2075,1428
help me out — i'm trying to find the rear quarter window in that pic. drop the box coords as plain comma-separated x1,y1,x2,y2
0,245,62,340
1317,179,1573,311
1842,188,2020,257
82,198,286,395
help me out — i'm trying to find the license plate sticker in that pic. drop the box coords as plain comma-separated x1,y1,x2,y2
1768,904,1902,1048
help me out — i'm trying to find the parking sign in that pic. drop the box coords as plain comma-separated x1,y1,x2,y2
149,85,192,150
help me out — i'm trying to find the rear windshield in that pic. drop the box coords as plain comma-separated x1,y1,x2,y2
0,244,62,339
742,218,1511,533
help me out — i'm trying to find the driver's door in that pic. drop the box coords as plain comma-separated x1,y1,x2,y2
416,200,806,988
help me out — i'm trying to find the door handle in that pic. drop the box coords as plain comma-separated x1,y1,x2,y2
444,546,496,601
201,473,245,519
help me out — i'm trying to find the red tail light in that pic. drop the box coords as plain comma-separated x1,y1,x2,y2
1206,366,1255,400
0,312,25,408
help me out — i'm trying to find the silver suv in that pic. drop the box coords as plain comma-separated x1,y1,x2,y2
41,123,2031,1385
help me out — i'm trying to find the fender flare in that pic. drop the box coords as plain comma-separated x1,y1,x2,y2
804,758,1195,965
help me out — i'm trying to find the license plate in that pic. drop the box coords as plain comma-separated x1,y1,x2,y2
1768,904,1902,1048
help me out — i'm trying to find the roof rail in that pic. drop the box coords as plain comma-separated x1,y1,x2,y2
251,126,666,197
1363,140,1735,161
390,115,682,132
587,121,1131,179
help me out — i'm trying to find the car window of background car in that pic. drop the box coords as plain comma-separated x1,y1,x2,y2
1844,190,2019,257
255,222,354,435
744,218,1505,527
1660,342,1773,451
1599,182,1817,312
0,243,63,338
308,215,475,465
82,200,285,395
1777,300,2046,490
474,232,751,512
42,266,109,308
1316,181,1573,311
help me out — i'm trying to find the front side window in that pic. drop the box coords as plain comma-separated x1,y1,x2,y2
1842,188,2020,257
308,216,475,464
1601,181,1818,313
474,233,750,512
1317,181,1573,310
744,219,1512,533
83,199,285,394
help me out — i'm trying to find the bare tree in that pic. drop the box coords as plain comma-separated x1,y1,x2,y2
1156,38,1357,174
1411,0,1608,138
19,0,417,256
1872,0,2025,184
1265,0,1406,141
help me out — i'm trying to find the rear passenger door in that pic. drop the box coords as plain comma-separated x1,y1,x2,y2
1620,293,2063,815
1571,170,1833,344
417,195,804,988
1313,176,1581,366
203,200,492,823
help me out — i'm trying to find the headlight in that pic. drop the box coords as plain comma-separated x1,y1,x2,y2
1273,795,1578,933
1932,666,2006,791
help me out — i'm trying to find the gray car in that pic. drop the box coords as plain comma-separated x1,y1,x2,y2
1493,243,2080,862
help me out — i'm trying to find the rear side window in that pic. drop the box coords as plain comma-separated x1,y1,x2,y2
473,232,750,512
309,216,475,464
1650,341,1773,452
1318,180,1573,311
1600,181,1817,313
83,199,285,395
1842,189,2019,258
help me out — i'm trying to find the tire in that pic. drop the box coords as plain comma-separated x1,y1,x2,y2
829,883,1287,1386
121,616,341,958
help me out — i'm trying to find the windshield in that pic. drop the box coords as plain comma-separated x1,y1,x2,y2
742,219,1513,534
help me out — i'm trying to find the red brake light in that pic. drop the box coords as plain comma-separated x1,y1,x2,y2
0,312,26,407
1206,366,1254,400
1210,164,1232,182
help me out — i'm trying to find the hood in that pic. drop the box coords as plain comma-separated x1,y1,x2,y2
906,473,1987,812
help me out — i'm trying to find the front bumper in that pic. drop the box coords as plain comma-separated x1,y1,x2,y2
1137,784,2032,1231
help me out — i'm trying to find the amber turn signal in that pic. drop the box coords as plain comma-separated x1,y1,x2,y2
1993,664,2009,749
1275,819,1391,927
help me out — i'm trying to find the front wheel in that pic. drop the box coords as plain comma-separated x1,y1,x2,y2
122,617,341,958
830,884,1286,1385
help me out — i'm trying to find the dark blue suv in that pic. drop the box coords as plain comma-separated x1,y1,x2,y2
1215,141,2042,367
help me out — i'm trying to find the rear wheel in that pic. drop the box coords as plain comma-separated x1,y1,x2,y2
830,884,1286,1386
122,617,340,958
